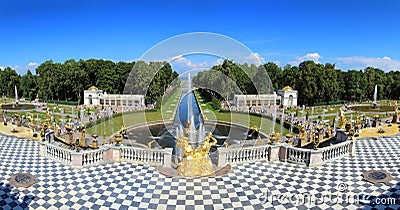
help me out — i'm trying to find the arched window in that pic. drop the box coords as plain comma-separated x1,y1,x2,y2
288,95,293,105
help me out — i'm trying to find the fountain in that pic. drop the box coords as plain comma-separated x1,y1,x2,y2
14,85,18,105
2,86,35,111
280,108,284,136
373,84,377,106
271,107,277,134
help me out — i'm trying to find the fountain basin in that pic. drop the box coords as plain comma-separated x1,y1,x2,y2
1,103,36,111
125,120,268,149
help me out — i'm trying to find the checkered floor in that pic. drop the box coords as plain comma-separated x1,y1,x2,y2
1,134,399,209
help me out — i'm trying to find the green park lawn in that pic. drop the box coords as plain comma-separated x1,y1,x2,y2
196,92,291,135
160,87,181,120
86,110,163,135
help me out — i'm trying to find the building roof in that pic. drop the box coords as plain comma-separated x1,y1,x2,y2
88,86,99,91
282,86,294,91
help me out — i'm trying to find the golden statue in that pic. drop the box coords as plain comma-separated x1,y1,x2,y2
275,132,280,143
327,125,332,138
338,109,347,129
250,125,259,132
176,129,217,177
299,124,307,141
392,101,398,123
80,126,86,147
119,124,127,136
313,132,320,149
55,123,59,137
30,114,35,131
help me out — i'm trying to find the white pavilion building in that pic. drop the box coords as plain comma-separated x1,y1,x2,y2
83,86,145,109
233,86,298,110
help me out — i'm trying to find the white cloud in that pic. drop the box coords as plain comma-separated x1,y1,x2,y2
336,56,400,71
28,62,39,67
170,55,209,71
214,58,224,65
243,52,266,65
0,66,4,70
289,52,322,66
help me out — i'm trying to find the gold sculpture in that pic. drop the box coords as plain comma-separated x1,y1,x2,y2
392,101,398,123
30,114,35,131
338,109,347,129
92,134,99,149
176,122,217,177
80,126,86,147
327,125,332,138
313,132,320,149
299,124,307,142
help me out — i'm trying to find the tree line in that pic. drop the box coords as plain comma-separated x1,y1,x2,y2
193,60,400,105
0,59,178,106
2,58,399,106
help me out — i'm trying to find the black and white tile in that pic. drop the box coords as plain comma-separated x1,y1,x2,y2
0,134,399,209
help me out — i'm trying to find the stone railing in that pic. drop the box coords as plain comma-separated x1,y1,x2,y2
282,146,311,165
40,139,355,168
279,140,356,166
320,140,354,162
217,144,280,167
41,142,72,165
40,142,173,168
81,148,105,167
120,147,172,167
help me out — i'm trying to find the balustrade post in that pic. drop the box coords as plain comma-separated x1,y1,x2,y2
102,146,112,162
349,140,356,156
111,147,121,162
309,149,323,167
217,147,228,167
279,144,288,161
39,142,46,157
163,148,173,168
268,144,280,161
71,152,83,168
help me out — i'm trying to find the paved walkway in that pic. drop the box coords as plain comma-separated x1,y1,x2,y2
0,134,399,209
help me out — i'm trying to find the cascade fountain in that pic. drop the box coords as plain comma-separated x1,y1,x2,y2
280,108,285,135
373,84,377,106
271,107,277,134
14,85,18,104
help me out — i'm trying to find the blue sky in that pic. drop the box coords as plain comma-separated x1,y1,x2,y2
1,0,399,74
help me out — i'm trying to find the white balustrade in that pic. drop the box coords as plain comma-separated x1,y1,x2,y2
285,146,311,165
82,148,104,167
44,143,72,164
320,140,353,162
225,145,269,163
120,146,166,166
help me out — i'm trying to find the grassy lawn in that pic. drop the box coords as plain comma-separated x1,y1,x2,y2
46,104,99,115
196,91,291,135
86,110,163,135
160,87,181,120
2,110,74,124
287,105,343,117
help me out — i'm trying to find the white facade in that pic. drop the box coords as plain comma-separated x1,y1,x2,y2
84,86,145,108
233,93,280,111
277,86,298,108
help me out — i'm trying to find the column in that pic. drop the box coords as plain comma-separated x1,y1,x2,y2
217,147,227,167
114,96,117,106
163,148,173,168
